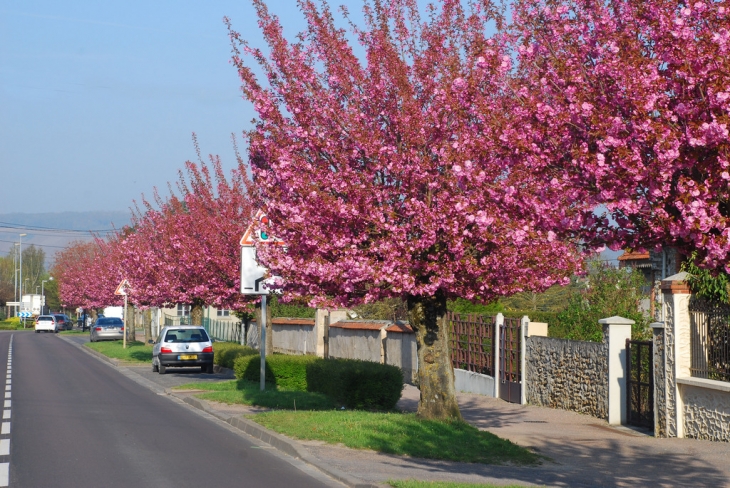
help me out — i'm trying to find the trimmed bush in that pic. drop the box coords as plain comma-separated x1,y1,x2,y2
307,358,403,411
234,353,318,391
213,342,258,369
233,354,404,411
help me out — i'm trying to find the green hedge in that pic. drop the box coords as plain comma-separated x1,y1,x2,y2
233,354,404,411
213,342,258,369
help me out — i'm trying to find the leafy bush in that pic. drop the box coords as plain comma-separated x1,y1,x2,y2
213,342,258,369
306,358,404,411
234,353,318,391
552,262,649,341
269,296,315,318
447,298,504,315
233,354,404,411
682,253,730,304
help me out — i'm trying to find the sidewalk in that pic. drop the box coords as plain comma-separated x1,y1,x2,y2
70,336,730,487
165,381,730,488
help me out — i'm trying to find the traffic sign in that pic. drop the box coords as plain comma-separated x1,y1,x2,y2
114,279,129,296
240,247,278,295
18,311,31,318
6,302,19,307
240,210,285,247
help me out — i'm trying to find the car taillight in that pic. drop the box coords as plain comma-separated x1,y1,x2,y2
95,327,102,331
161,347,173,353
120,327,124,331
202,346,213,353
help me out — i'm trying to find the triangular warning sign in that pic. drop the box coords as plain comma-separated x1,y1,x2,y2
240,210,265,246
114,279,129,296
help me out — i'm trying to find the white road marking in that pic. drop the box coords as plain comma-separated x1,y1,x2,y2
0,462,8,487
1,423,8,435
0,440,8,456
2,402,9,409
4,386,10,392
3,393,8,399
4,381,8,386
2,411,9,420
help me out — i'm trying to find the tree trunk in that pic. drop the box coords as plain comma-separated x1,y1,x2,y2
143,309,152,343
407,292,462,421
254,300,273,355
191,302,204,326
125,303,135,342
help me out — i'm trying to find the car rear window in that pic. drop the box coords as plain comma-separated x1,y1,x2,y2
164,329,209,343
97,318,123,326
38,316,54,322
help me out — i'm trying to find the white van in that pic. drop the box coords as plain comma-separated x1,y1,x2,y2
103,307,124,319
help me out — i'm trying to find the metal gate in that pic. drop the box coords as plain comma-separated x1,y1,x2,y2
499,317,521,403
626,339,654,431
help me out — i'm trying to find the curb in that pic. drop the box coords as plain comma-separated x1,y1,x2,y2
180,396,383,488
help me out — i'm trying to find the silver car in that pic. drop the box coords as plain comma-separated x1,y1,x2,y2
89,317,124,342
151,326,214,374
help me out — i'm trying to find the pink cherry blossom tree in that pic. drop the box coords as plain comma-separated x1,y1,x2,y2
228,0,588,419
119,152,258,323
509,0,730,271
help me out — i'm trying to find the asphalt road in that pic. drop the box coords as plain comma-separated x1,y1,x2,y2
6,331,340,488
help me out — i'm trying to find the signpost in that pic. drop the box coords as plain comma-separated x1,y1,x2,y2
240,211,284,391
115,279,129,349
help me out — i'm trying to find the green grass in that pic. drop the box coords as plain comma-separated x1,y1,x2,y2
249,410,539,465
59,330,89,335
84,340,152,363
389,482,535,488
174,379,334,410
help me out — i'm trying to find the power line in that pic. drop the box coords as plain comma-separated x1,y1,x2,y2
0,239,70,249
0,221,118,232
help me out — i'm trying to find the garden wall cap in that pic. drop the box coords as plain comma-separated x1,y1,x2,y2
597,316,635,325
271,317,315,326
662,271,690,283
330,319,394,330
385,322,412,333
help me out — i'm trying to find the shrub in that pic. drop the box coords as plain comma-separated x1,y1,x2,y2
306,358,404,411
234,354,318,391
213,342,258,369
233,354,404,411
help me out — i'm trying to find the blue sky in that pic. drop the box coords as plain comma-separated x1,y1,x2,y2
0,0,325,214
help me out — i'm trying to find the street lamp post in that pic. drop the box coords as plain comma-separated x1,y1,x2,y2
13,243,19,317
42,277,52,315
19,233,26,316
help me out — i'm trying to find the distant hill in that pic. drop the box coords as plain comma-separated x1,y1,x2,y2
0,211,132,264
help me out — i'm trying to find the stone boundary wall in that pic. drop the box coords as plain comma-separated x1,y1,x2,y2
526,336,609,419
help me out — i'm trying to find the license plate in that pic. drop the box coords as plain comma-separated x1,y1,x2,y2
178,354,197,360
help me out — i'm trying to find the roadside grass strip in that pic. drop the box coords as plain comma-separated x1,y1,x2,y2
249,411,540,465
389,481,538,488
174,380,334,410
59,330,90,335
84,340,152,363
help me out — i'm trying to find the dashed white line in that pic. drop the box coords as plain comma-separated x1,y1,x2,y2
2,411,9,420
0,424,8,435
2,402,9,409
3,393,8,399
0,463,7,486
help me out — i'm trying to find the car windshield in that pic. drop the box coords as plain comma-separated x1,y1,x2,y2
164,329,209,343
97,318,123,326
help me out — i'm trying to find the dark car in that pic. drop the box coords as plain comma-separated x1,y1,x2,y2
53,314,72,331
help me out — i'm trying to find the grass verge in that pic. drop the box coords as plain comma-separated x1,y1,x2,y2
250,410,539,465
84,340,152,363
389,482,535,488
174,379,334,410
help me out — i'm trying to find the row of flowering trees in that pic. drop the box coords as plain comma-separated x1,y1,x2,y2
53,151,259,329
55,0,728,420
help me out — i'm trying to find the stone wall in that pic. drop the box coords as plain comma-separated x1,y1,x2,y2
526,336,609,419
680,380,730,441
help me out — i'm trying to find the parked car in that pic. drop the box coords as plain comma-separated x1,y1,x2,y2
53,314,72,331
35,315,58,333
89,317,124,342
151,326,214,374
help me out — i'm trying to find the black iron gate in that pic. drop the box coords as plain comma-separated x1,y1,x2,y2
626,339,654,431
499,318,521,403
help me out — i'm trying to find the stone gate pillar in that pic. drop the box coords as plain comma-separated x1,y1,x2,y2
599,316,634,425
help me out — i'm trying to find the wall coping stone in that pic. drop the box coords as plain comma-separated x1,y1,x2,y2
385,323,413,333
677,376,730,393
271,318,315,327
650,322,666,329
598,316,635,325
330,320,392,331
661,271,692,294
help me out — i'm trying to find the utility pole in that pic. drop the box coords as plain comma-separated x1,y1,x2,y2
13,243,19,317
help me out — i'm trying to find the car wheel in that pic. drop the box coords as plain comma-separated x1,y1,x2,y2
158,363,166,375
152,359,158,373
35,330,39,333
205,364,214,374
